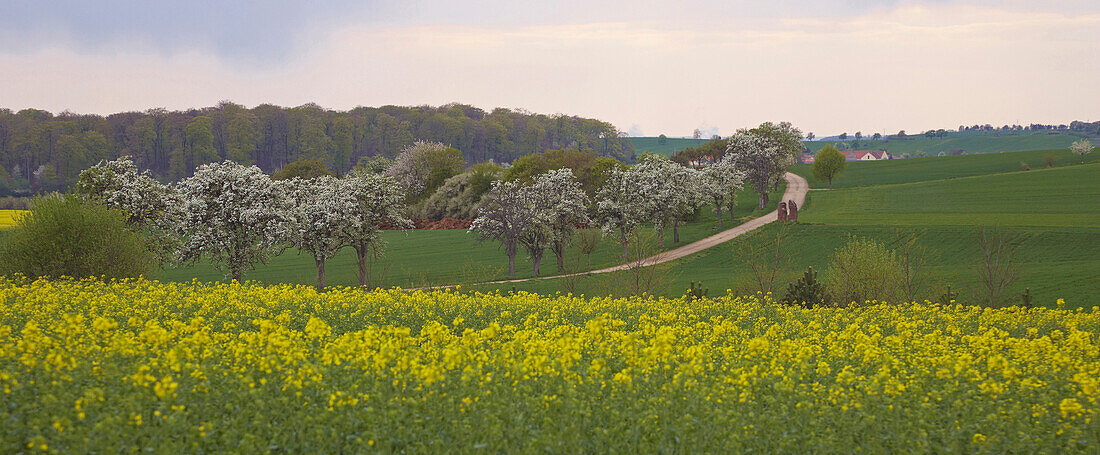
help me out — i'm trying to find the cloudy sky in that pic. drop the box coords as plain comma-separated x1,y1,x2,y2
1,0,1097,137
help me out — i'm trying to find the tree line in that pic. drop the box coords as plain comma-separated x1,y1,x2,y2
0,102,635,196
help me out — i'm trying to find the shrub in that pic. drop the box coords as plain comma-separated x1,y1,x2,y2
1044,154,1056,168
825,237,902,305
782,266,830,307
0,195,154,279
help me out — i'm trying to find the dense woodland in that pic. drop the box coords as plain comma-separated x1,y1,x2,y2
0,102,634,196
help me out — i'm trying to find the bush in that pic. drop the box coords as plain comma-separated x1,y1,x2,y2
1044,154,1056,168
0,195,154,279
825,237,902,305
782,266,831,307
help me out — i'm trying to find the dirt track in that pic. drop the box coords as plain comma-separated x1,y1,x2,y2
472,171,810,286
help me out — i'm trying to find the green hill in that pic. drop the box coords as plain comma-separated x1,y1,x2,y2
791,147,1099,189
804,132,1082,156
490,162,1100,308
629,137,708,157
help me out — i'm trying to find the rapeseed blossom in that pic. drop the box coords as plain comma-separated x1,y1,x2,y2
0,277,1096,452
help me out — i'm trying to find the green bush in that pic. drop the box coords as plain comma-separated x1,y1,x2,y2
825,237,902,305
0,195,154,279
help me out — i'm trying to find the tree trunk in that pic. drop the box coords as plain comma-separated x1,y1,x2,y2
714,196,723,228
355,242,368,286
315,257,326,291
620,229,629,260
673,221,680,243
758,191,768,210
507,251,516,277
553,241,565,272
532,251,542,276
657,226,664,249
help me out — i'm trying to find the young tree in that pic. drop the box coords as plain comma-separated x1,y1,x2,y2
1070,139,1093,163
595,167,651,260
470,179,553,277
344,169,412,286
281,176,360,290
175,161,292,282
812,145,847,188
825,237,903,305
700,154,746,228
973,227,1023,307
529,169,590,273
725,130,787,209
272,159,333,180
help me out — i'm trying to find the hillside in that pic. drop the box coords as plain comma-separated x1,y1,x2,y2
629,137,708,157
804,132,1083,156
791,147,1100,189
488,160,1100,308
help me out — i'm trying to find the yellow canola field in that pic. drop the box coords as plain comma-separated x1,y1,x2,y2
1,278,1097,453
0,210,25,229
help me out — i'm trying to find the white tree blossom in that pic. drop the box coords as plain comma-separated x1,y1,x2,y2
700,154,747,227
529,169,590,274
77,156,176,226
1071,139,1094,163
280,176,361,289
384,141,462,199
175,161,292,282
470,179,553,277
595,167,652,260
344,168,413,286
630,154,704,248
726,131,787,209
76,156,181,262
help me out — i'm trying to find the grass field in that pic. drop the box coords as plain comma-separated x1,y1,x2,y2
804,132,1083,155
791,148,1099,189
634,132,1088,161
629,137,708,157
157,184,786,288
483,161,1100,308
801,164,1100,227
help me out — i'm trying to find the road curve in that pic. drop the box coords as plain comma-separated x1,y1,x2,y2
473,171,809,286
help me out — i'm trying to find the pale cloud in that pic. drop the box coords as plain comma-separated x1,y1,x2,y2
0,3,1096,136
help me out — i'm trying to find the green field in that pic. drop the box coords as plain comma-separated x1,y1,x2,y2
484,159,1100,308
629,137,708,157
801,164,1100,227
804,132,1082,156
157,184,786,288
791,148,1099,189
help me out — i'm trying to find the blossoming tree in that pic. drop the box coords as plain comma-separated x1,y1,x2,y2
595,167,651,260
344,169,413,286
700,154,746,227
470,179,554,277
280,176,361,289
530,169,590,274
175,161,292,282
76,156,181,262
726,130,788,210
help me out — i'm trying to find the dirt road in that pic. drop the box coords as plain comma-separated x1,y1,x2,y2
473,171,809,286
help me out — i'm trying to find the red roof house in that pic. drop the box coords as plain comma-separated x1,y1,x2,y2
841,150,890,161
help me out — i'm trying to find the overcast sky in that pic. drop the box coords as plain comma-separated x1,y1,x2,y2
1,0,1097,137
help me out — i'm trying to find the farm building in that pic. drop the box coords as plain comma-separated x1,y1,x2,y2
841,150,890,161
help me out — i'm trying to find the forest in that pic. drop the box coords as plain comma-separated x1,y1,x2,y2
0,102,634,196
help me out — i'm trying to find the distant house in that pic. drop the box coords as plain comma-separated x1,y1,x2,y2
841,150,890,161
801,153,815,164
